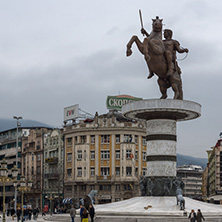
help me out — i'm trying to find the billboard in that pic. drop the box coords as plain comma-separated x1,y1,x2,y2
106,95,142,111
64,104,79,121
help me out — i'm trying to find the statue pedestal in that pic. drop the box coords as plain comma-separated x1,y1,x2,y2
122,99,201,196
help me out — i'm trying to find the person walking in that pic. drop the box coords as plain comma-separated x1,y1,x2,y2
196,209,205,222
11,207,15,220
89,204,95,222
70,205,76,222
188,209,197,222
16,208,21,222
82,208,89,222
80,205,85,221
28,208,32,220
33,208,37,221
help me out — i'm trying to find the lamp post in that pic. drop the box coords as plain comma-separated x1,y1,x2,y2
0,160,18,222
14,175,32,222
48,193,55,215
13,116,22,212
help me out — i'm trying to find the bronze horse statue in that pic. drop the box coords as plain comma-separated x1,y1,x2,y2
126,16,183,100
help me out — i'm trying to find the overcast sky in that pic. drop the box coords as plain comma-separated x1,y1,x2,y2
0,0,222,158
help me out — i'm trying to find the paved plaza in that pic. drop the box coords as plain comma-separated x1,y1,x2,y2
0,213,72,222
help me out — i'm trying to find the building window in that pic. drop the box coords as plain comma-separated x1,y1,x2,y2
124,134,132,143
67,169,72,177
99,185,111,190
91,150,95,160
126,150,132,159
91,167,95,176
142,152,146,161
37,154,41,161
84,150,86,160
124,184,132,190
67,138,72,146
80,136,86,144
142,168,147,176
116,135,120,143
116,167,120,176
101,135,110,143
84,167,86,177
142,136,146,145
116,150,120,159
66,185,72,192
116,184,120,191
32,154,34,161
90,185,95,190
91,135,95,144
101,150,110,160
135,167,138,176
77,150,82,160
101,167,110,176
77,167,82,177
67,153,72,162
135,135,138,144
37,166,41,174
135,151,138,160
37,181,41,189
81,185,86,191
75,136,78,143
126,167,132,176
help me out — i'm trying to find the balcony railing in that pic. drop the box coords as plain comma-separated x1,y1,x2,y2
45,157,58,164
45,173,60,179
96,175,112,181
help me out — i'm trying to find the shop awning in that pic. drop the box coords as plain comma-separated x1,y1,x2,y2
62,198,73,204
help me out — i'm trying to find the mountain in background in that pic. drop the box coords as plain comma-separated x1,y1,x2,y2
0,118,53,132
177,153,207,168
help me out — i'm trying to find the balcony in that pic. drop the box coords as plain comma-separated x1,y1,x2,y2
96,175,112,181
45,173,60,179
45,157,58,164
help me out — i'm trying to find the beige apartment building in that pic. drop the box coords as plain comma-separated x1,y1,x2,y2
43,129,64,211
21,127,53,209
205,139,222,204
63,111,147,203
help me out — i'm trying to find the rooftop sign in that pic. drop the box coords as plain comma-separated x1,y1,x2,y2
64,104,79,121
106,95,142,111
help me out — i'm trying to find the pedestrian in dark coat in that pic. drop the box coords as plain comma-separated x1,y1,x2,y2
11,208,15,220
16,208,21,222
28,208,32,220
89,204,95,222
196,209,205,222
188,209,197,222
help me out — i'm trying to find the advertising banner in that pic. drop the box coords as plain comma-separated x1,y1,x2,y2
64,104,79,121
106,95,142,111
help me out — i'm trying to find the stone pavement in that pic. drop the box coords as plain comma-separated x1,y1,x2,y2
0,214,80,222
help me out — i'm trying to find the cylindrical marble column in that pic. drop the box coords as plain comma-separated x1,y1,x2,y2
146,119,177,177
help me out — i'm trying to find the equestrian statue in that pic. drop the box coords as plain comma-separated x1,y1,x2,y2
126,11,188,100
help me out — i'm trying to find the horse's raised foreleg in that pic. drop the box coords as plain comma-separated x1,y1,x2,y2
126,36,144,56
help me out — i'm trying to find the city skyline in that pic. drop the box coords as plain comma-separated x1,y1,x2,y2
0,0,222,158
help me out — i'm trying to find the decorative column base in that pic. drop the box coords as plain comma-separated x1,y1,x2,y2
122,99,201,197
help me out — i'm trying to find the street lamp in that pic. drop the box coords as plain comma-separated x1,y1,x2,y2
48,193,55,215
0,160,18,222
13,116,22,212
14,175,32,222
